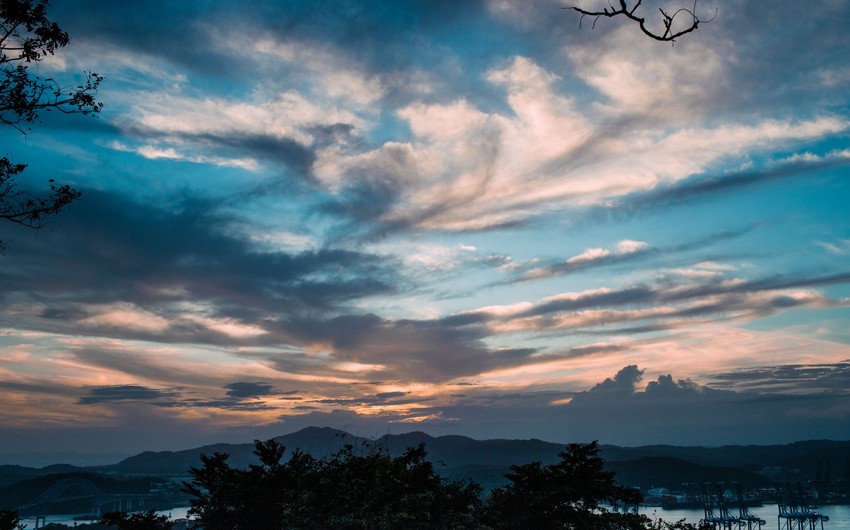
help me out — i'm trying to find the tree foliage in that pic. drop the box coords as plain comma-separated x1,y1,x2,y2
0,510,24,530
1,0,102,249
100,510,174,530
484,441,648,530
183,438,485,530
180,438,707,529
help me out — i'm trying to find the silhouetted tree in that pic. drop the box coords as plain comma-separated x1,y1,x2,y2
1,0,102,249
184,438,485,530
0,509,24,530
484,441,647,530
570,0,713,43
310,442,484,529
184,438,706,529
100,510,174,530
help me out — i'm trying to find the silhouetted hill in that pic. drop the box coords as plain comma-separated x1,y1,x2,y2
108,442,256,475
599,439,850,479
605,457,773,491
106,427,366,475
274,426,362,459
0,464,83,489
0,472,153,511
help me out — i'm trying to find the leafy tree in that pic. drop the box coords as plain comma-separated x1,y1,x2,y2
184,438,485,530
310,442,484,530
0,510,25,530
484,441,647,530
100,510,174,530
184,438,705,529
1,0,102,249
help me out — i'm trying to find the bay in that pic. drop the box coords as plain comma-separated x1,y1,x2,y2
21,504,850,529
641,504,850,530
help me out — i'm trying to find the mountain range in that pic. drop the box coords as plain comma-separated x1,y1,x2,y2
2,427,849,509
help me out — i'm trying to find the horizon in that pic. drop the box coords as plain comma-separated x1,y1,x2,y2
2,0,850,461
4,425,850,469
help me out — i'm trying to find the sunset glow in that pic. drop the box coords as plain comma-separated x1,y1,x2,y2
1,0,849,464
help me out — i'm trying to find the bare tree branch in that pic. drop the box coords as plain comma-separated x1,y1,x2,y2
569,0,715,43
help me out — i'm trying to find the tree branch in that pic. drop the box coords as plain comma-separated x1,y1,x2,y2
570,0,714,43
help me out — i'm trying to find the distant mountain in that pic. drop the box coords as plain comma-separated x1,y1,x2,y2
2,428,848,508
100,427,565,477
103,427,364,475
598,440,850,479
605,457,773,491
0,464,82,489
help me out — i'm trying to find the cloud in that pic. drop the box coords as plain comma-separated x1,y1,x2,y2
816,239,850,255
109,141,260,171
275,313,539,382
566,22,728,120
0,189,400,335
225,382,278,399
244,361,850,445
454,268,850,341
319,55,844,236
706,362,850,395
2,0,849,458
515,239,652,282
78,385,176,405
554,364,850,445
580,364,644,395
598,149,850,217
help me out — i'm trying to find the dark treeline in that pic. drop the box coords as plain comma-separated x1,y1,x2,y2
1,440,702,530
179,439,697,530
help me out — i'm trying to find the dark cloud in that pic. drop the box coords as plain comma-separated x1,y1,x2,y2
706,362,850,394
580,365,644,396
185,132,319,181
78,385,176,405
382,364,850,445
314,391,425,407
0,380,81,398
503,271,849,326
54,0,507,104
525,286,656,317
709,1,850,118
260,313,539,382
78,382,299,412
0,189,401,339
552,365,850,445
225,382,277,399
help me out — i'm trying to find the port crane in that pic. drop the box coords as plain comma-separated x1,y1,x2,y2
699,482,765,530
777,483,829,530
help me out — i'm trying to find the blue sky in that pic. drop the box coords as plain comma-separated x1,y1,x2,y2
1,0,850,465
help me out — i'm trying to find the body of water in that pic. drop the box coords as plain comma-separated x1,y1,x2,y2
21,505,850,529
20,507,191,528
641,504,850,530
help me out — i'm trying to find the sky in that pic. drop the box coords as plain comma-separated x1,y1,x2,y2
1,0,850,466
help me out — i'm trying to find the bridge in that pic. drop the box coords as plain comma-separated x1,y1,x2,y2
18,477,157,529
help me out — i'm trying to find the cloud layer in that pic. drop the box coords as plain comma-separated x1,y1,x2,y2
1,0,849,462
